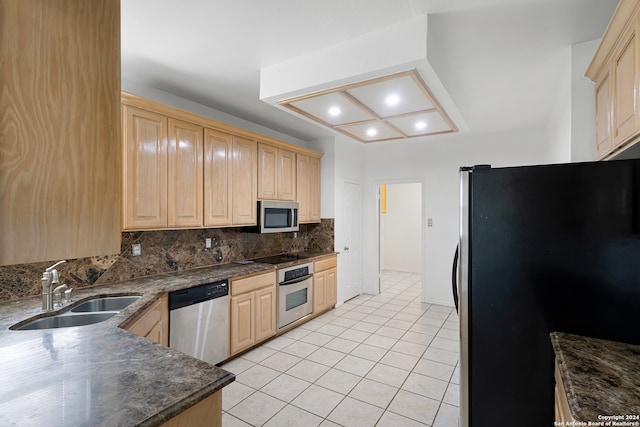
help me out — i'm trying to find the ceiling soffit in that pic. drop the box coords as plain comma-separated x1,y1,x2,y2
260,17,467,143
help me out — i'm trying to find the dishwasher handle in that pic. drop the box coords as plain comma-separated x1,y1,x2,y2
280,274,313,286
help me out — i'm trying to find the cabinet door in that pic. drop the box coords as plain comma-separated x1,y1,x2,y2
255,286,276,342
296,154,310,222
204,129,233,226
168,119,203,227
296,154,321,223
326,268,337,307
0,0,120,265
230,293,255,355
123,106,168,229
613,26,639,146
277,149,296,201
309,156,321,222
313,271,327,314
232,136,257,225
258,143,277,200
595,72,613,159
126,295,168,346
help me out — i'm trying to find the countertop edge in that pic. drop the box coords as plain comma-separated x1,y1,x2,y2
138,372,236,427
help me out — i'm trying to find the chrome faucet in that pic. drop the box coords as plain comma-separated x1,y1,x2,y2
41,260,66,311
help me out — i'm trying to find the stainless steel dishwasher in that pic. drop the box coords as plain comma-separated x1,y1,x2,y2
169,280,229,365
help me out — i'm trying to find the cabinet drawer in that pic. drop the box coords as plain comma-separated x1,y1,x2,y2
315,256,337,272
231,271,276,295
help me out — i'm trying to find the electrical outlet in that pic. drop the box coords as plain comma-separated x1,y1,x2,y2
132,243,141,256
427,218,433,227
205,238,212,249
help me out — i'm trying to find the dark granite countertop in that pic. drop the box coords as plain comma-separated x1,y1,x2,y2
0,261,278,427
550,332,640,422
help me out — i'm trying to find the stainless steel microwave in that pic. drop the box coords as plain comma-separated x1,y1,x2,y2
258,201,299,233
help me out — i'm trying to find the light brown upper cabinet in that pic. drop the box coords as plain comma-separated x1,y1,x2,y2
612,25,638,146
204,129,233,226
257,143,296,201
297,155,321,223
587,0,640,160
123,106,168,229
168,119,204,228
121,92,321,231
0,0,121,265
594,72,613,159
123,109,205,230
232,137,258,226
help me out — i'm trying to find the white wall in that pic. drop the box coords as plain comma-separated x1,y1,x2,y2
333,136,365,304
382,183,422,273
360,127,553,306
122,78,309,149
571,40,599,162
547,47,572,163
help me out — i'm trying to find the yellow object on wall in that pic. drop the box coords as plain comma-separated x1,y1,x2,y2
381,184,387,214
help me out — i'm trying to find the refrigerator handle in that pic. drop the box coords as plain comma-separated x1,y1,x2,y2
452,245,459,313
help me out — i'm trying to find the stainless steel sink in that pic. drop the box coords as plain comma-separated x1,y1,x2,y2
11,295,142,331
70,296,141,313
12,312,118,330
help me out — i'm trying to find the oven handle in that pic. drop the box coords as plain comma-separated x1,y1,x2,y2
280,274,314,286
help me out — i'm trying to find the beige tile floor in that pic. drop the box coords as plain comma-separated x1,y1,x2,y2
220,270,460,426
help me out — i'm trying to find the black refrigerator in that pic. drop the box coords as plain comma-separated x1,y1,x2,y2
455,160,640,427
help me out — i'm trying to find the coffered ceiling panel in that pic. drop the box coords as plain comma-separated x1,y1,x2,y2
279,69,457,143
289,92,375,126
337,121,405,142
388,111,453,136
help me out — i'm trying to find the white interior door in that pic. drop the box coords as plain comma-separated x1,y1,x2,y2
342,181,361,301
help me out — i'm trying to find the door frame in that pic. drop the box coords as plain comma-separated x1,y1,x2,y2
373,178,426,296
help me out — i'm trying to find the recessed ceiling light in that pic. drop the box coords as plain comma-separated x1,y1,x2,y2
385,94,400,106
415,120,427,130
366,128,378,137
328,106,341,116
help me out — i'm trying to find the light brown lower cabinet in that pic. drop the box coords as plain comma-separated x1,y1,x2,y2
160,390,222,427
229,271,277,356
313,256,337,315
554,359,577,423
125,294,169,346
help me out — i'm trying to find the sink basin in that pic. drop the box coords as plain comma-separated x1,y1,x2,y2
10,295,143,331
70,296,141,313
12,312,117,331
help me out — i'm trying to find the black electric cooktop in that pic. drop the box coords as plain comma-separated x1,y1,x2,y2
251,253,310,265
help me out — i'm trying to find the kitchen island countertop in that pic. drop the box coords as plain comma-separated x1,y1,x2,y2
550,331,640,422
0,261,278,427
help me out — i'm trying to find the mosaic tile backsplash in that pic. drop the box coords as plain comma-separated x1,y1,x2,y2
0,219,334,302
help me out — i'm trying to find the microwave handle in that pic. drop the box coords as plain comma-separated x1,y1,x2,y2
280,274,313,286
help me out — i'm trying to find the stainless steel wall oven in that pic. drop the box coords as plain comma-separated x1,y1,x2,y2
277,262,313,330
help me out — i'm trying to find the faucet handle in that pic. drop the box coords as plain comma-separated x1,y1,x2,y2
46,260,66,273
53,284,68,309
64,288,73,304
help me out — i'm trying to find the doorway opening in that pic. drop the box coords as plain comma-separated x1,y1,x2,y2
377,182,423,296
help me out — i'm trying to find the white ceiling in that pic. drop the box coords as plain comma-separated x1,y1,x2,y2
121,0,618,142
